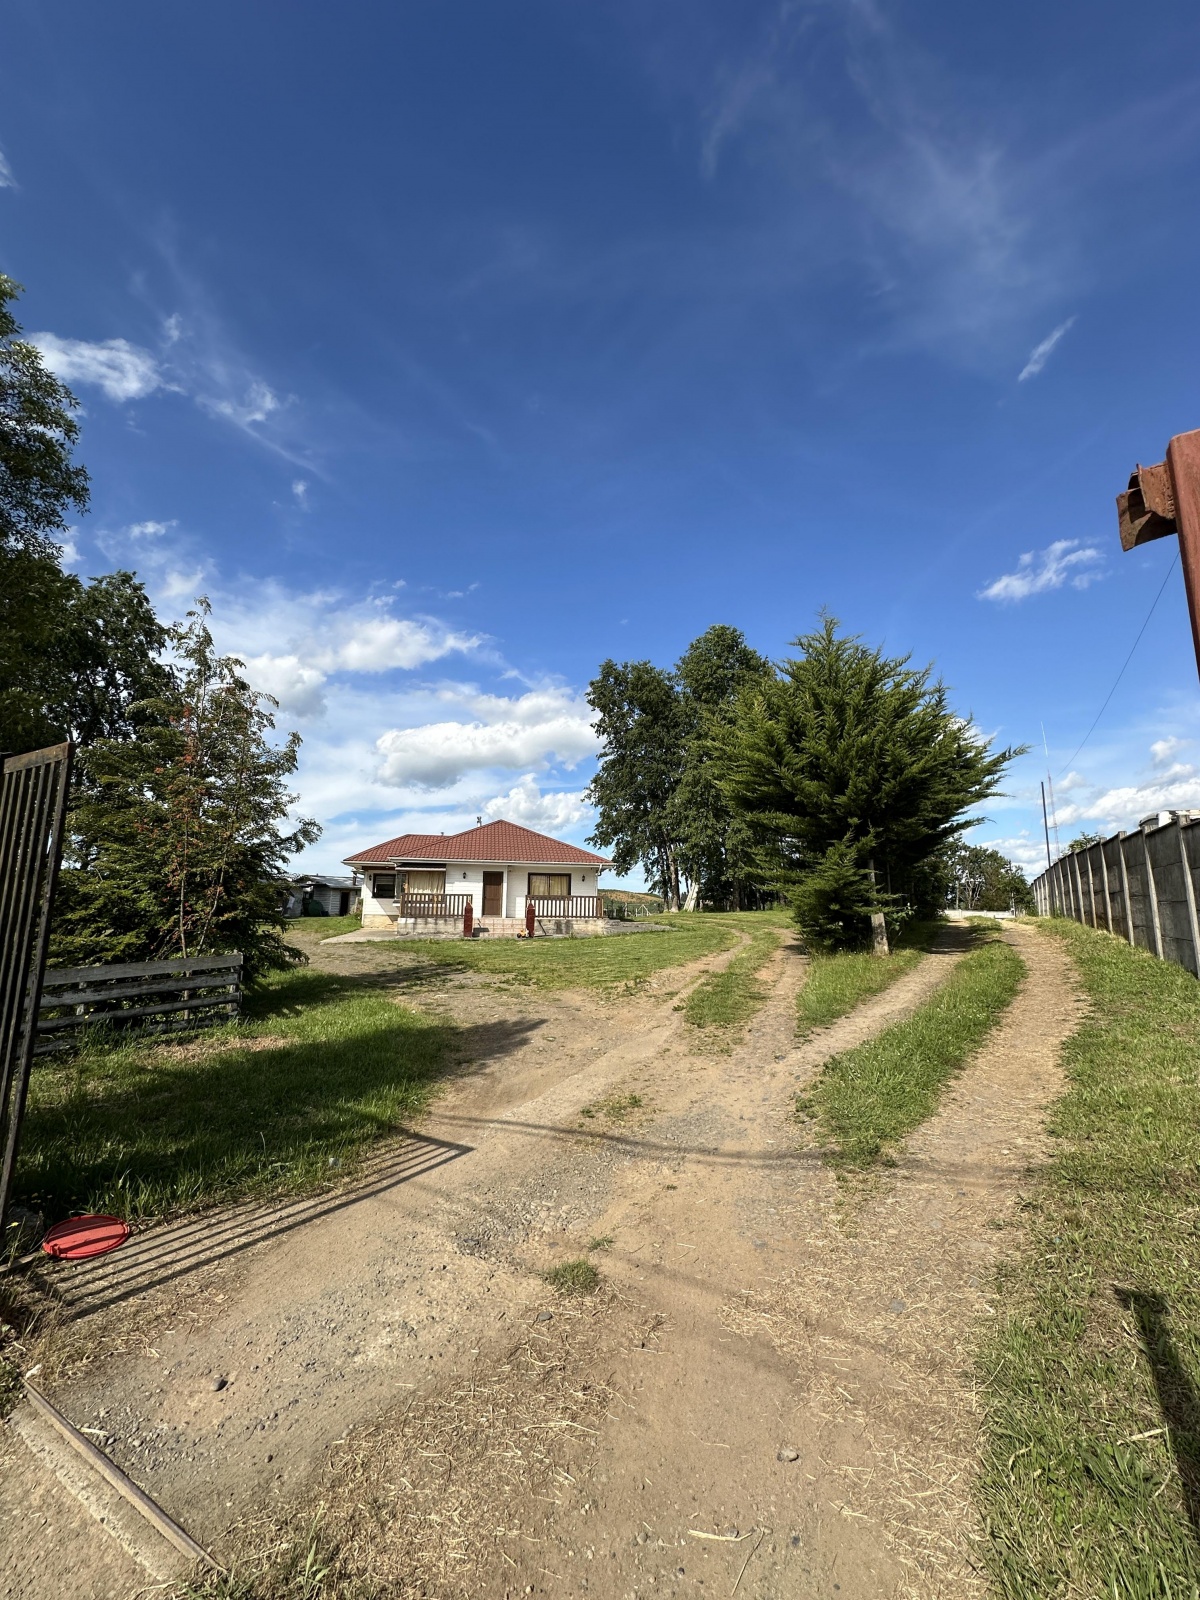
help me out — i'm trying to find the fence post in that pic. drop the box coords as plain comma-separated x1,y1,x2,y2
1098,842,1113,932
1084,849,1098,927
1176,819,1200,977
463,901,473,940
1075,851,1088,928
1141,828,1165,958
1117,833,1136,945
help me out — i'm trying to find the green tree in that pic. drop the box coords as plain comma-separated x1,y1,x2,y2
0,274,170,755
586,659,687,909
1067,832,1103,852
672,625,773,909
946,843,1035,913
52,604,320,978
0,275,89,559
718,617,1020,951
1,562,173,752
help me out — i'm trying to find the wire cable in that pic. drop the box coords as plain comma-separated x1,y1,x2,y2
1057,551,1180,777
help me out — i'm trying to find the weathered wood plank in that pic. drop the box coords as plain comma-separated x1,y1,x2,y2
40,973,242,1010
42,953,243,986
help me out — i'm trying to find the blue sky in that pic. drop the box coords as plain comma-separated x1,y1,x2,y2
4,0,1200,881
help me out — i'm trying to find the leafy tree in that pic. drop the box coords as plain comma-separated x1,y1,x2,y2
1067,832,1103,852
946,843,1035,913
717,617,1020,951
1,561,173,752
586,659,688,909
0,274,169,755
0,275,90,559
52,604,320,978
672,625,773,909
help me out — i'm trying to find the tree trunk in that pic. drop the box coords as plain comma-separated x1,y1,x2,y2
868,855,889,957
666,847,682,913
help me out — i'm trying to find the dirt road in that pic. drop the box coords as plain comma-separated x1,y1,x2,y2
0,922,1080,1599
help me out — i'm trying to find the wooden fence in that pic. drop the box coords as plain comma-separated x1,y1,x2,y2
527,895,602,919
1031,814,1200,978
36,953,244,1053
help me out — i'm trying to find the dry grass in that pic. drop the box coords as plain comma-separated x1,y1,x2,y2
177,1290,657,1599
721,1210,987,1600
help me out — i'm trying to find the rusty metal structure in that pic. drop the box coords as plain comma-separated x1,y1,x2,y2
1118,427,1200,679
0,742,72,1237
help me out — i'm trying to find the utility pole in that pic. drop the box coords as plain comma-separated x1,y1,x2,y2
1040,781,1052,871
1118,427,1200,681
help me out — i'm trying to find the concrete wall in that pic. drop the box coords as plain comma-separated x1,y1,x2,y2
1032,816,1200,978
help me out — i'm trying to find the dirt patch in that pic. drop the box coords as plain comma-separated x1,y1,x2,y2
1,922,1080,1600
722,922,1084,1597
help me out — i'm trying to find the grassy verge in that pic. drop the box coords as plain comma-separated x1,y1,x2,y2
684,913,789,1037
977,920,1200,1596
309,913,362,939
400,913,742,992
798,929,1024,1168
13,965,451,1226
796,919,941,1036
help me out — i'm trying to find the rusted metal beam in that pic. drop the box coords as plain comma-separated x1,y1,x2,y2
1118,428,1200,681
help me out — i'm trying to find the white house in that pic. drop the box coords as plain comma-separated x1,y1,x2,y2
344,819,612,933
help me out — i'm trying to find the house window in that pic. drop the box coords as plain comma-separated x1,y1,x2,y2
528,872,571,898
372,874,396,900
404,870,446,895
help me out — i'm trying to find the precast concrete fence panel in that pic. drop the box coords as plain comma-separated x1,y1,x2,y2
1032,812,1200,978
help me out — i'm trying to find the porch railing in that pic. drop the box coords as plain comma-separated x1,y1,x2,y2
396,893,470,918
527,895,602,919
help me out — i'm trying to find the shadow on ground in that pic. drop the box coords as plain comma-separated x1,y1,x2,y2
49,1133,472,1322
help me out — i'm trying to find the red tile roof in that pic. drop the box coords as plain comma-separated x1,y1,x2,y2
344,819,611,868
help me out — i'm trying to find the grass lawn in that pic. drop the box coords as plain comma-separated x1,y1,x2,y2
308,913,363,939
13,965,451,1227
798,926,1024,1168
684,911,790,1037
795,919,941,1036
977,920,1200,1597
394,912,742,991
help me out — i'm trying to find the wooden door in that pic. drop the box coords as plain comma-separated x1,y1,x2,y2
482,871,504,916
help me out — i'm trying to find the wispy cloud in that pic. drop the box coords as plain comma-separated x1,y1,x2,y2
1018,316,1076,381
679,0,1069,362
31,304,306,465
292,479,309,509
31,333,165,402
1152,736,1189,767
979,538,1104,603
0,146,16,189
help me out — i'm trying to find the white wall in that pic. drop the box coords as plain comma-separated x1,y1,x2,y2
357,861,601,921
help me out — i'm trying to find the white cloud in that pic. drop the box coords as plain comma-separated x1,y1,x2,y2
482,776,593,833
375,687,598,789
323,615,479,674
200,380,280,428
1018,317,1076,381
1151,736,1188,767
31,333,164,402
56,534,83,570
979,539,1104,603
1057,770,1088,792
0,147,15,188
93,518,211,600
1055,772,1200,832
240,653,329,718
292,479,309,508
975,832,1044,875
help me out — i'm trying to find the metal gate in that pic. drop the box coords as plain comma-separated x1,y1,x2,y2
0,742,72,1236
